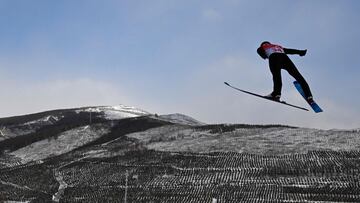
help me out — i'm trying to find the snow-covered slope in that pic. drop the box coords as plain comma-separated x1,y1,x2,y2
76,104,151,120
10,124,111,164
0,117,62,141
126,125,360,155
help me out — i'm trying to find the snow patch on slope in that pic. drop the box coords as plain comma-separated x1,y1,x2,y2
0,115,64,140
0,128,5,137
77,104,150,120
10,124,111,164
24,115,63,125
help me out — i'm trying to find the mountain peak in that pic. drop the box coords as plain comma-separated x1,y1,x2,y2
76,104,151,120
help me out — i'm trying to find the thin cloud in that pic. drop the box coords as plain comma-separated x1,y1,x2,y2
202,8,222,22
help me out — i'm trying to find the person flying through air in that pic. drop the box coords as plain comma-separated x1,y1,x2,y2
257,41,314,104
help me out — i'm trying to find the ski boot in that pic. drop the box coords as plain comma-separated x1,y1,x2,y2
306,96,314,104
264,93,281,102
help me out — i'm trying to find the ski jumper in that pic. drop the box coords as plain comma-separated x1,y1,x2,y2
257,42,312,99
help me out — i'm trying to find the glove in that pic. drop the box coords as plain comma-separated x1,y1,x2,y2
299,49,307,57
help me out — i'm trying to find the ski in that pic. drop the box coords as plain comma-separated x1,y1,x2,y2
224,82,309,112
293,81,323,113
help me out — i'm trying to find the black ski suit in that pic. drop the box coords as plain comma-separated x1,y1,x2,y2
257,42,312,99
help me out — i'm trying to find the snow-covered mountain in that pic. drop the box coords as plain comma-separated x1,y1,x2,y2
0,105,201,141
1,105,360,203
0,105,204,164
1,104,359,165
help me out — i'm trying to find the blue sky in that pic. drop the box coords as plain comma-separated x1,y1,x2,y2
1,0,360,129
